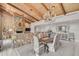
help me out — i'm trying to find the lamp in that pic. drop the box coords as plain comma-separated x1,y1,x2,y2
43,4,56,21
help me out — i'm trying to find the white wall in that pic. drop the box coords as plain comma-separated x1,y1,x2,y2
69,23,79,42
31,11,79,42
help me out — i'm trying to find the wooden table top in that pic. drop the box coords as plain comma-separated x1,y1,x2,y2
40,37,53,45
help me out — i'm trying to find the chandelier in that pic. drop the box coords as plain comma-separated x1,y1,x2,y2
43,4,56,21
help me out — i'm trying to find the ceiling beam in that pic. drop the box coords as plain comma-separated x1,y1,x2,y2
0,4,13,16
60,3,66,15
0,5,31,24
0,5,3,12
7,3,39,21
23,17,31,24
4,10,31,24
23,17,32,24
7,3,35,22
41,3,49,11
14,13,32,24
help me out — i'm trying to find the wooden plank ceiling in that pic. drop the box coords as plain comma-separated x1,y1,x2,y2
1,3,79,24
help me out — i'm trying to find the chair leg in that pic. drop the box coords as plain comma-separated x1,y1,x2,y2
44,44,49,53
52,48,55,52
47,45,49,53
34,49,39,56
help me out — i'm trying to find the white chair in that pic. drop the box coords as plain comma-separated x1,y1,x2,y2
47,33,61,52
33,35,45,56
33,35,39,56
3,39,13,49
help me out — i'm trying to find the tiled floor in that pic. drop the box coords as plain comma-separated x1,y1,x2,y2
0,40,79,56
